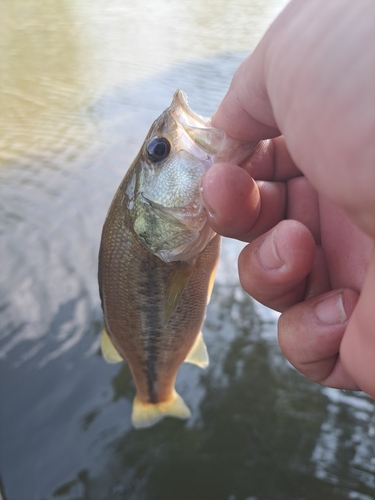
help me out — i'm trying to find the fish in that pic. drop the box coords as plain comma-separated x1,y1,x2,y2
98,89,257,429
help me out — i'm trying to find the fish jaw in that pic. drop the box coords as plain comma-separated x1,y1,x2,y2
131,195,216,263
129,112,218,262
171,89,259,165
131,149,216,262
127,90,258,263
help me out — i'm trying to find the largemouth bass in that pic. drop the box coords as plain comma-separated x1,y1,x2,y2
98,90,257,428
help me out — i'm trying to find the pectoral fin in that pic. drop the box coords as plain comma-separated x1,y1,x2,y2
101,328,123,364
132,391,191,429
184,331,209,368
164,265,194,326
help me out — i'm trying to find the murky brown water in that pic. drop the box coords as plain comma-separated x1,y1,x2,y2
1,1,374,499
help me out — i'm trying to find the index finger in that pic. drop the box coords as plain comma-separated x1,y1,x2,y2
211,52,279,142
243,137,301,182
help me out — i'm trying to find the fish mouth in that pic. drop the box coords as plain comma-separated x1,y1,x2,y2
170,89,225,156
172,90,209,128
171,89,259,165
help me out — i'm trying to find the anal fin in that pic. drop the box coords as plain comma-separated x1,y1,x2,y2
101,327,123,364
132,391,191,429
184,331,209,368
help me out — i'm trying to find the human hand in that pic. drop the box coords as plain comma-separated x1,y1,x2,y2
202,0,375,398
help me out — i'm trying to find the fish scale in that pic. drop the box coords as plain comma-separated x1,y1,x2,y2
99,174,221,406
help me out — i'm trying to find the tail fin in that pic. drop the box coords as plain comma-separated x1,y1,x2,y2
132,391,191,429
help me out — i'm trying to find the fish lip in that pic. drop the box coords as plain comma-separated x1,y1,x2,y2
172,89,208,128
170,90,226,157
172,89,259,165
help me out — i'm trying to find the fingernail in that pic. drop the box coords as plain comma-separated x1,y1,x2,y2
315,292,347,324
258,230,283,270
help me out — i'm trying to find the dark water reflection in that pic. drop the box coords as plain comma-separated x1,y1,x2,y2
1,3,375,500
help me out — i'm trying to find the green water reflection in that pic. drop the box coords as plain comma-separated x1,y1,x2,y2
44,286,374,500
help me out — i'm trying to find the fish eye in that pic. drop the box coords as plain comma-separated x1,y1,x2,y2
146,137,171,163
